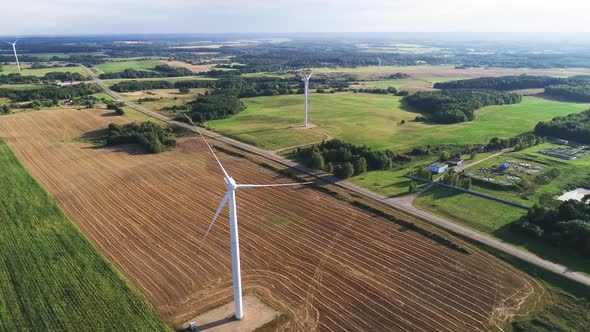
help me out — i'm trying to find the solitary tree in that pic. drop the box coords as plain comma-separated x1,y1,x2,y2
179,86,190,94
354,157,368,175
334,162,355,178
311,152,325,170
461,177,472,190
440,151,450,162
416,167,432,180
325,162,334,173
470,151,477,160
408,181,418,193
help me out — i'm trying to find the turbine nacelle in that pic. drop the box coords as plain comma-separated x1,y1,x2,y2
224,177,237,191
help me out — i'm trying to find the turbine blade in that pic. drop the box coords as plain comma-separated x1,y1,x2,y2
196,191,231,256
183,114,230,180
236,182,313,189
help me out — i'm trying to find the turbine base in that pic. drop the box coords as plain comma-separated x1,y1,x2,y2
180,294,280,331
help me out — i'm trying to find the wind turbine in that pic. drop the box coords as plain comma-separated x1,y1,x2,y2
302,71,312,127
377,57,382,78
4,40,20,72
184,115,312,320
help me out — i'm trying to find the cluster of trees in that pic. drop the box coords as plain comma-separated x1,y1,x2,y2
106,122,175,154
403,89,522,124
512,199,590,257
295,139,411,178
486,134,543,151
204,69,241,78
388,72,410,79
177,92,245,123
0,83,100,102
0,72,86,84
545,84,590,102
99,65,193,79
350,87,398,95
110,80,175,92
441,171,472,189
110,77,297,96
534,110,590,144
105,101,125,115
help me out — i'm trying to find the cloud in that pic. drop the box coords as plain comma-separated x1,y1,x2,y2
1,0,589,35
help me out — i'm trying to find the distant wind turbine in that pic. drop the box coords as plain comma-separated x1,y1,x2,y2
302,71,312,127
377,57,382,78
184,115,312,320
4,40,20,72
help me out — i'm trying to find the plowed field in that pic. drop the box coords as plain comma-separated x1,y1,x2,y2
0,109,541,331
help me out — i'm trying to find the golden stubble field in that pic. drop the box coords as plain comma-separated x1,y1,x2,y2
0,109,543,331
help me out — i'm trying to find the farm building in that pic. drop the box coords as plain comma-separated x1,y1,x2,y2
429,162,449,174
448,159,463,167
499,163,510,171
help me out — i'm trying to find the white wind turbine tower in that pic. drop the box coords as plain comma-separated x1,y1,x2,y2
185,116,312,320
4,40,20,72
377,57,382,78
302,71,312,127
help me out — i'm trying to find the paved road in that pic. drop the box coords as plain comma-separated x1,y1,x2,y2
83,66,590,287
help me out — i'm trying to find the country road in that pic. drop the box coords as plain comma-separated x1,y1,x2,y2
82,66,590,288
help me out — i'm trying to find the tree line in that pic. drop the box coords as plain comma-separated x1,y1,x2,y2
534,109,590,143
294,139,412,179
0,83,100,102
99,65,193,79
106,122,176,154
403,89,522,124
434,74,590,103
0,72,86,84
433,75,567,90
545,84,590,102
176,92,245,123
486,134,543,151
512,199,590,257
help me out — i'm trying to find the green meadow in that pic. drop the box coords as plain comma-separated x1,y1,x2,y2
0,64,88,77
93,60,168,74
0,140,169,331
207,93,590,151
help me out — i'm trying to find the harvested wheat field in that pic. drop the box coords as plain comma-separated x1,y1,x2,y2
0,109,542,331
166,61,212,73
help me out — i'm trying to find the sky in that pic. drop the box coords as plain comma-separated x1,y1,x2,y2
2,0,590,35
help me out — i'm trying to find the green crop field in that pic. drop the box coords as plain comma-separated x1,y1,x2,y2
207,94,590,152
0,64,88,77
0,140,169,331
93,60,168,74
